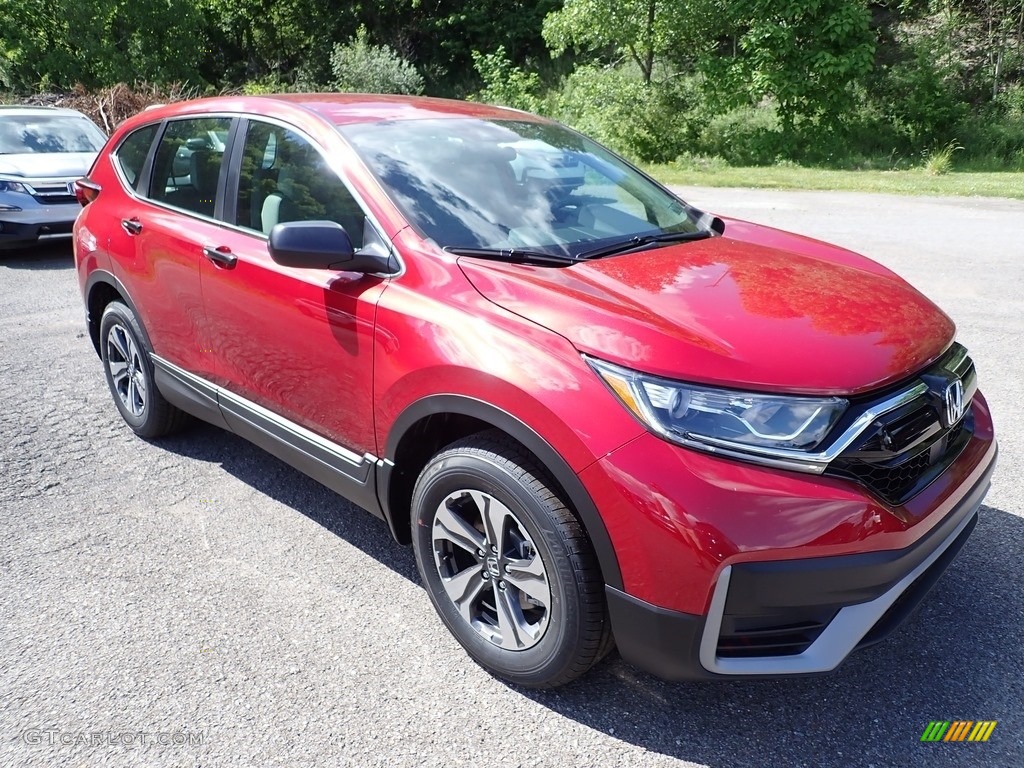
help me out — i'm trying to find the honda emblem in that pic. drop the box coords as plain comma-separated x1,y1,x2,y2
943,379,965,427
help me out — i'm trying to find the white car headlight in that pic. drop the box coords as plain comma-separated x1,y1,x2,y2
588,356,847,455
0,178,30,194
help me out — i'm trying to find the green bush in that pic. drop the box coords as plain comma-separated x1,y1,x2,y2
952,93,1024,170
553,65,703,163
670,152,731,171
0,45,11,90
695,105,785,166
330,27,424,95
998,83,1024,119
922,139,963,175
470,46,542,113
822,97,910,168
870,22,970,152
240,74,293,95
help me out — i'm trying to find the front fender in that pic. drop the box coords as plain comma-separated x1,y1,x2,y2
381,392,624,590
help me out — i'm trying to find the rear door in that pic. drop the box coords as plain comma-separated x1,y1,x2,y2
112,116,234,381
101,121,160,331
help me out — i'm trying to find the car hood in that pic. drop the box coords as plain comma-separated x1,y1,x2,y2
0,152,96,180
457,232,955,395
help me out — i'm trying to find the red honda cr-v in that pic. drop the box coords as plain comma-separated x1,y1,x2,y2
73,94,997,688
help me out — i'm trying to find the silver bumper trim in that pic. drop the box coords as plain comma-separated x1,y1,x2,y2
698,506,980,675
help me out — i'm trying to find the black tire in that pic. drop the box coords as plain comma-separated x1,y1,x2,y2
99,301,188,438
411,430,611,688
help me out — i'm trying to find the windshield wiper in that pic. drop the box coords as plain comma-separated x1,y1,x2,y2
575,230,712,261
444,246,574,266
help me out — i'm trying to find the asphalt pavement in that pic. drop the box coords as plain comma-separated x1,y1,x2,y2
2,187,1022,768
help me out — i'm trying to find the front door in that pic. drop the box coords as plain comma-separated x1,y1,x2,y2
199,119,387,505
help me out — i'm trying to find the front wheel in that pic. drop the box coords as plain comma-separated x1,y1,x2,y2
411,431,611,688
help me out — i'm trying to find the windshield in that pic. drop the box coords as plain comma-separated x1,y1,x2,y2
339,118,709,259
0,115,106,154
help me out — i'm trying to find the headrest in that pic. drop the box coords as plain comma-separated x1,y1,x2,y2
276,163,298,198
190,150,221,198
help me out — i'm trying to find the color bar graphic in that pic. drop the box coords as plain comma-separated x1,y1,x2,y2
921,721,949,742
968,721,998,742
921,720,996,742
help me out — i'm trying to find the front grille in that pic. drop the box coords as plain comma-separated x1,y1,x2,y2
841,451,932,502
30,183,77,204
825,347,976,506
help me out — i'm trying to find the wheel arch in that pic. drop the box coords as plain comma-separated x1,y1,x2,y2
84,270,152,357
379,394,623,590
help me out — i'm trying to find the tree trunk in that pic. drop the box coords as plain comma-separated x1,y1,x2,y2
992,20,1005,99
1017,1,1023,65
627,44,647,81
642,0,657,84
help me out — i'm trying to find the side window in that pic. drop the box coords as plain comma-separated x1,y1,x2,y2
235,121,365,248
113,124,158,189
149,118,232,217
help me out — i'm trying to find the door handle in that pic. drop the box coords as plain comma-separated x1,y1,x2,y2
203,246,237,269
121,218,142,235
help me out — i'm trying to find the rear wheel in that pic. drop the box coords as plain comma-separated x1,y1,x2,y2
99,301,187,438
411,431,610,688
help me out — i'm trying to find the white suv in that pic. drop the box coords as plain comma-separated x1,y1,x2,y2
0,106,106,250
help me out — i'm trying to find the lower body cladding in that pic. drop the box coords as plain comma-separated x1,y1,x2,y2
151,355,384,516
584,403,997,680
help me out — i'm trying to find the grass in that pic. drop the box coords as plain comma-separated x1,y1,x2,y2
644,163,1024,200
922,140,963,176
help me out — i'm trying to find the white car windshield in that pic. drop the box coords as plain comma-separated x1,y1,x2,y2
0,115,106,154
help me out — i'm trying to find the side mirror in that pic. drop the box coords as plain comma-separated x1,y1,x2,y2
268,220,394,273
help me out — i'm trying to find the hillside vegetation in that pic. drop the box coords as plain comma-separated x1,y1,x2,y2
2,0,1022,177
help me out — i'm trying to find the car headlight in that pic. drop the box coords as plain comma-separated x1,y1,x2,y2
588,356,847,457
0,178,30,194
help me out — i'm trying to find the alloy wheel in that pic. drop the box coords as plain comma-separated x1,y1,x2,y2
105,323,147,418
431,489,552,650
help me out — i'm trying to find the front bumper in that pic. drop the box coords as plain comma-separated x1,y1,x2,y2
605,444,994,679
0,200,79,249
581,384,996,680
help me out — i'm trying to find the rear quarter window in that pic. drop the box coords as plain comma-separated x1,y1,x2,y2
114,124,159,189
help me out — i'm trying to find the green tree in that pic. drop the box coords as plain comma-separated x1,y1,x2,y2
0,0,208,90
704,0,876,132
554,64,700,161
363,0,559,94
202,0,353,86
543,0,700,84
